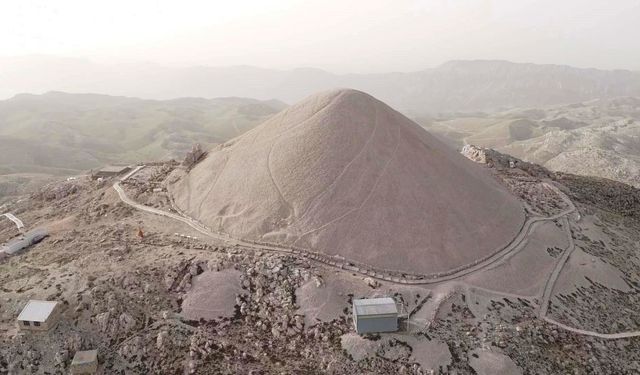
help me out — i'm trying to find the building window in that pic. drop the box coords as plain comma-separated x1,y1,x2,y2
34,321,41,327
23,321,30,326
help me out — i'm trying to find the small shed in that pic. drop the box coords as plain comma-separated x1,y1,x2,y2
92,165,131,180
16,300,61,331
353,297,398,334
1,227,48,256
71,350,98,374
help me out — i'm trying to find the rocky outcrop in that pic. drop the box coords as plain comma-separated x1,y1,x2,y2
182,143,206,169
461,144,552,179
33,180,80,201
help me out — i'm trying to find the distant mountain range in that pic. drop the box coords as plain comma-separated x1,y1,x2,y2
3,57,640,199
2,56,640,114
423,97,640,188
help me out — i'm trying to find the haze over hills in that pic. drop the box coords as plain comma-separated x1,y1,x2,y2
3,89,640,374
3,57,640,200
423,97,640,188
0,91,285,174
3,56,640,114
170,89,525,275
4,1,640,373
0,92,284,198
3,89,640,200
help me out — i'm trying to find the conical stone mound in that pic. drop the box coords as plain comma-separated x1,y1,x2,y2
170,89,525,274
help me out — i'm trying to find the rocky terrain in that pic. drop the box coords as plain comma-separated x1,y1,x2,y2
5,87,640,205
424,97,640,188
1,96,639,373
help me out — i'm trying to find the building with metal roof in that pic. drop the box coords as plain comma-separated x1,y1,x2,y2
17,300,61,331
352,297,399,334
0,227,48,256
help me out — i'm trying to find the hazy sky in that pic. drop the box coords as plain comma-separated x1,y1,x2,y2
2,0,639,72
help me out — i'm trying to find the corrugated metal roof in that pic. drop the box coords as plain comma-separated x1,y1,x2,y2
17,300,58,322
353,297,398,317
1,228,48,255
1,238,29,255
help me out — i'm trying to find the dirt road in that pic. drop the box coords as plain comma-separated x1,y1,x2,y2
113,167,640,338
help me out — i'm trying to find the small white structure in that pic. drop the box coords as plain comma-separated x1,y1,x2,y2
16,300,61,331
353,297,399,334
71,350,98,374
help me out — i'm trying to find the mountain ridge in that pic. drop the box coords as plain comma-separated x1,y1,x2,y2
3,57,640,114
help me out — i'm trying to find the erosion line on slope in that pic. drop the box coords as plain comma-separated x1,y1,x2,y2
338,124,402,248
297,104,381,222
183,167,192,211
267,138,295,217
262,93,333,148
293,123,401,245
272,91,343,141
195,154,231,218
256,93,343,220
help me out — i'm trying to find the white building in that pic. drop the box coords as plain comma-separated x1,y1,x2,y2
16,300,61,331
353,297,399,334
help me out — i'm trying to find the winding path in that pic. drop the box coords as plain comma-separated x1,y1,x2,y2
114,175,566,285
532,184,640,338
114,166,640,339
1,213,24,230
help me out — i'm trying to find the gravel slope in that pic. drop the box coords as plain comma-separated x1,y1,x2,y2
171,89,525,274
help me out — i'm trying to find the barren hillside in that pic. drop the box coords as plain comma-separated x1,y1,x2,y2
170,89,525,275
423,97,640,188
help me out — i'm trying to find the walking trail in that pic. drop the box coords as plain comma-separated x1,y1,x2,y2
114,167,640,339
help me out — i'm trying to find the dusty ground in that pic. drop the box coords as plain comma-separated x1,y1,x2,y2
0,147,639,374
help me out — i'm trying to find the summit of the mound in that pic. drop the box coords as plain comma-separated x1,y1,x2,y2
315,88,380,105
170,89,525,275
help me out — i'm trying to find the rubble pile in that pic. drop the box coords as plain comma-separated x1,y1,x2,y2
461,144,552,179
33,180,81,202
119,164,178,209
462,144,569,216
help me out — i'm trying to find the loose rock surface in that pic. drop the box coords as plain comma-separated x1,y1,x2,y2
171,89,525,275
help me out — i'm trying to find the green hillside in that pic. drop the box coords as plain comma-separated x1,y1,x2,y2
0,92,285,175
0,92,285,198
